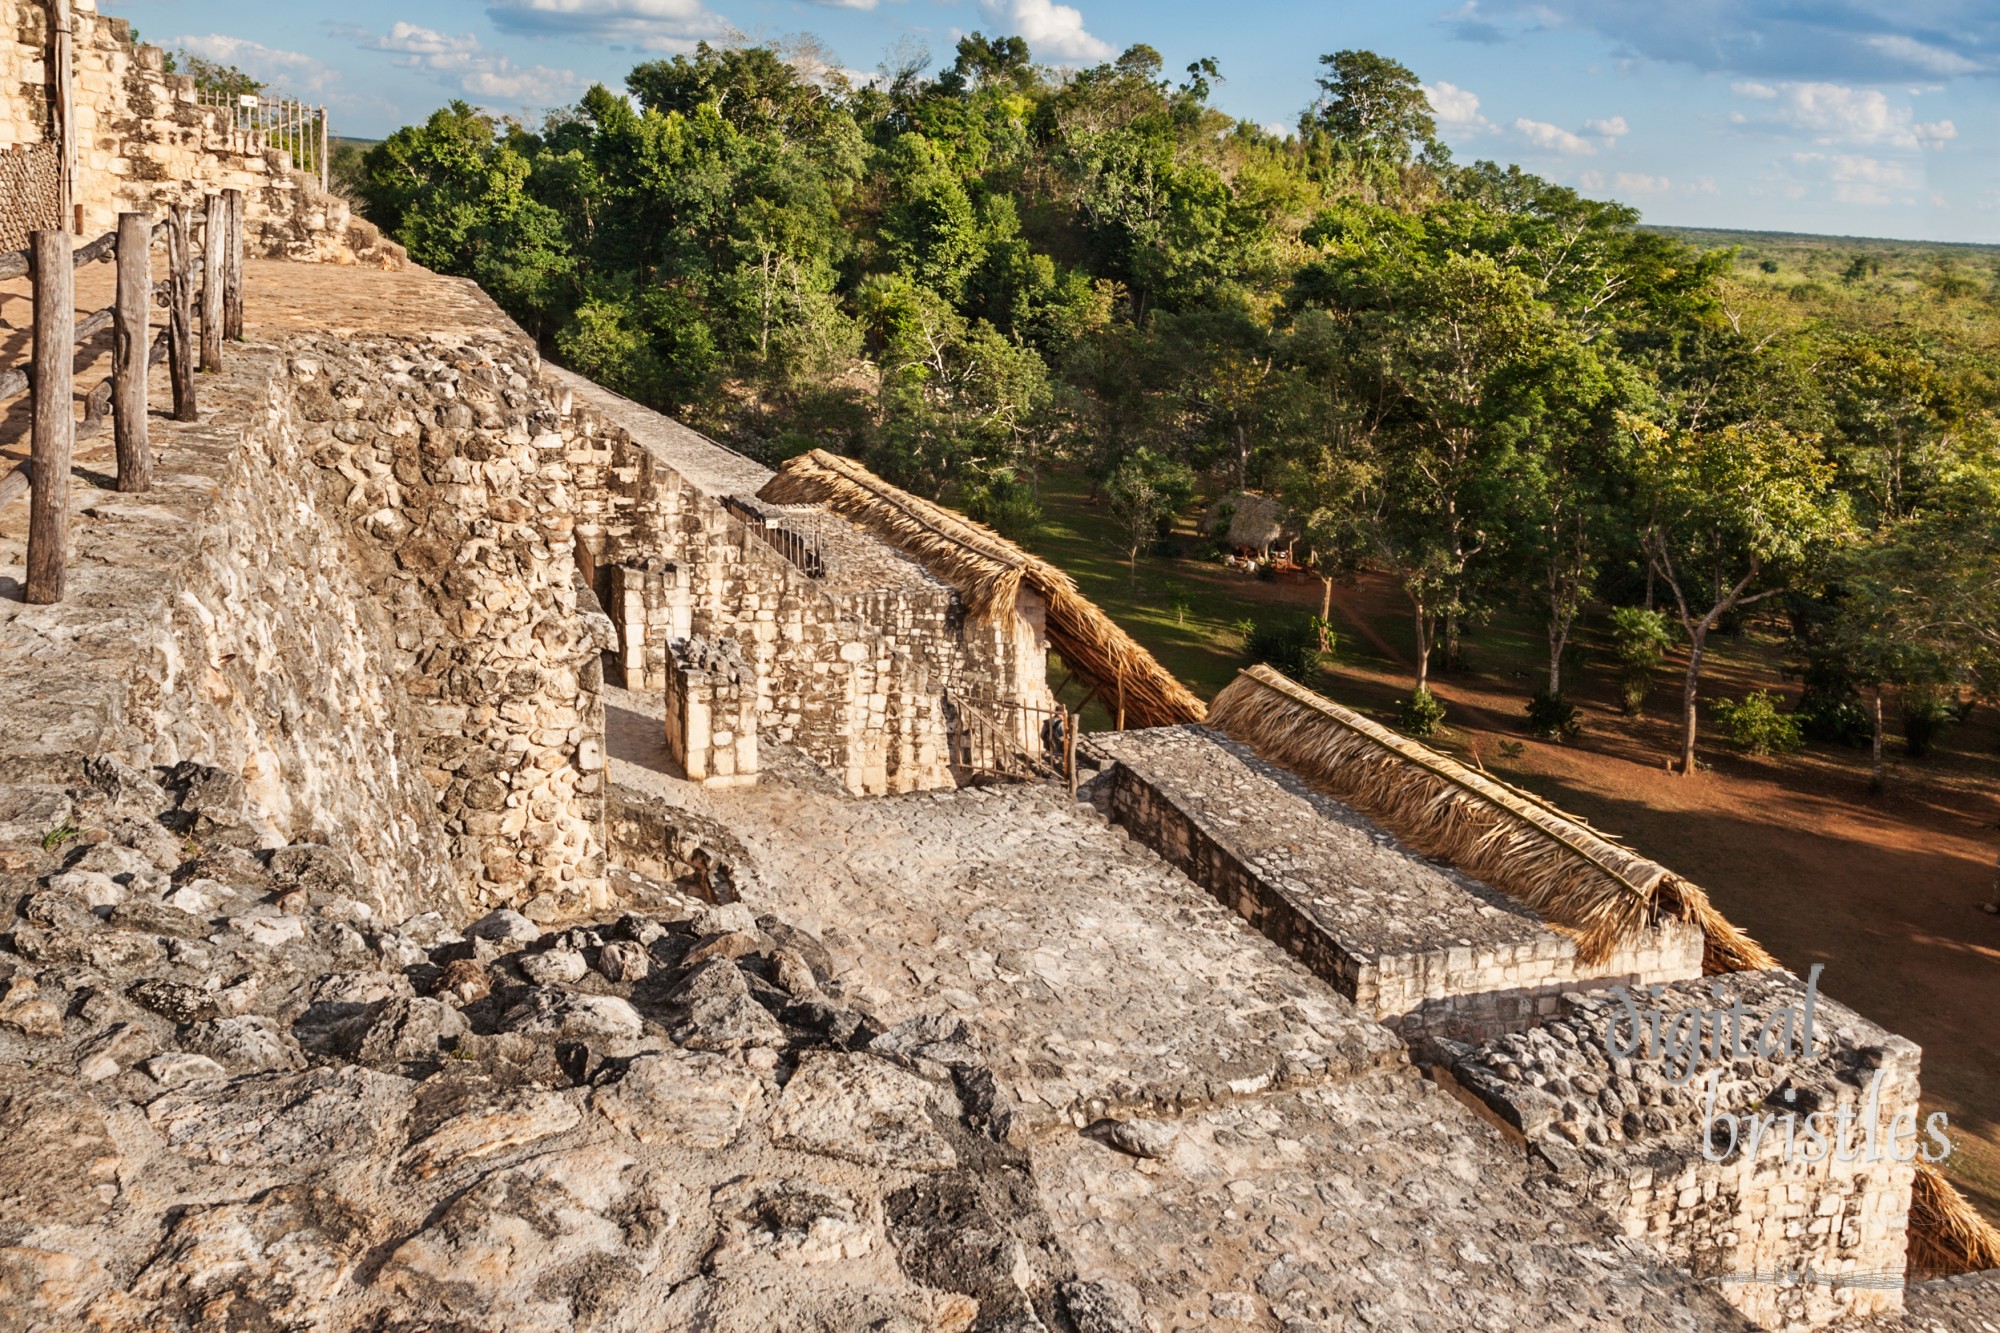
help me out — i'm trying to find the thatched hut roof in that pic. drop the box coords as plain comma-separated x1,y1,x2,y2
1208,664,2000,1276
758,451,1205,728
1210,493,1285,550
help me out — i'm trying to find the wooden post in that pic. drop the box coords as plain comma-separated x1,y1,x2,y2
112,211,150,491
1115,671,1125,732
317,108,329,193
222,188,244,340
200,195,223,371
1065,711,1078,798
165,204,196,420
27,228,73,604
47,0,74,233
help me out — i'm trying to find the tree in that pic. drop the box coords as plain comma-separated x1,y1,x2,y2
1104,448,1195,580
1311,51,1441,165
1289,211,1545,688
1630,419,1851,775
167,51,265,99
1825,448,2000,788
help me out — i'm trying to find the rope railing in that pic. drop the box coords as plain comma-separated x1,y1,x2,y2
1,188,246,604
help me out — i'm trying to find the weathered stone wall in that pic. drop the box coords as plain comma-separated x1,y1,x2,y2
285,335,615,916
1442,972,1920,1329
556,368,1047,796
0,346,456,920
664,635,759,787
1,0,402,265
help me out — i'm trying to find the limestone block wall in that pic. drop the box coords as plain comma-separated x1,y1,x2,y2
1443,973,1920,1329
665,635,758,787
555,369,1005,796
0,344,457,922
1,0,402,265
284,334,615,916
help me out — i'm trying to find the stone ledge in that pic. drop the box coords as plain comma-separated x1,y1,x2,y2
1084,724,1703,1041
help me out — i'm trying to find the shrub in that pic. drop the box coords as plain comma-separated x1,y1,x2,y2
1399,687,1446,738
1608,607,1674,716
960,470,1042,541
1525,690,1581,741
1710,690,1804,755
1901,690,1958,759
1242,618,1323,683
1795,688,1871,748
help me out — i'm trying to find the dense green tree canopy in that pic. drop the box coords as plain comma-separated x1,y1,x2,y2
359,34,2000,772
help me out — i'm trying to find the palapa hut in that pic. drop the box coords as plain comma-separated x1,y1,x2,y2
759,451,1205,729
1207,662,2000,1278
1208,492,1287,558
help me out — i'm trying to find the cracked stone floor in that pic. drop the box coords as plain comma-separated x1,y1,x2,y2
605,685,1750,1331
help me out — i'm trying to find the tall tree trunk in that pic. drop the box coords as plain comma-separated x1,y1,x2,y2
1678,628,1707,776
1548,628,1565,697
1414,606,1433,694
1443,610,1461,672
1870,686,1885,793
1318,577,1335,652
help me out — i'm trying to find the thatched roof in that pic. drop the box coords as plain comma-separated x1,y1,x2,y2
1208,664,2000,1276
758,451,1206,728
1210,493,1285,550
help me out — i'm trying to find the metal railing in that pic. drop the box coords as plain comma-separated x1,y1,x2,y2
2,189,245,604
944,692,1077,790
196,91,329,192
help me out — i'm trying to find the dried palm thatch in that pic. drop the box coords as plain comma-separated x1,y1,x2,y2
1910,1161,2000,1276
1208,665,1769,969
760,450,1205,728
1211,665,2000,1276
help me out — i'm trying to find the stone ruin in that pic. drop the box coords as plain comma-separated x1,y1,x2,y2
0,0,402,264
0,257,1993,1326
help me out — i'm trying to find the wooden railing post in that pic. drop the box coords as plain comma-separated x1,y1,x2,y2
113,211,151,491
27,228,73,604
318,108,329,193
165,204,197,420
222,188,244,341
200,195,223,371
47,0,74,233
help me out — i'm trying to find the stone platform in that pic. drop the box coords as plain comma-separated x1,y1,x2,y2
1084,726,1704,1043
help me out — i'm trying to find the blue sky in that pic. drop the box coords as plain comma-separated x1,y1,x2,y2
104,0,2000,242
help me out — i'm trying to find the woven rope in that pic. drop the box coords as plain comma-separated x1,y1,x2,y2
0,143,62,252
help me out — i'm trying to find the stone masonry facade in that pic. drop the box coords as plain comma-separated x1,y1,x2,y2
557,368,1055,797
1,0,402,265
1441,973,1923,1329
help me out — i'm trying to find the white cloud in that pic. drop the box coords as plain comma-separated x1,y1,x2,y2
1861,35,1986,78
979,0,1114,63
1614,171,1670,193
485,0,734,52
1687,175,1718,195
1583,115,1627,138
1514,117,1596,155
356,23,580,107
1423,81,1494,131
171,34,340,95
1779,152,1916,207
1577,169,1604,191
1734,81,1957,150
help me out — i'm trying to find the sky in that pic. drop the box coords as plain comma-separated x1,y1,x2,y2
101,0,2000,243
